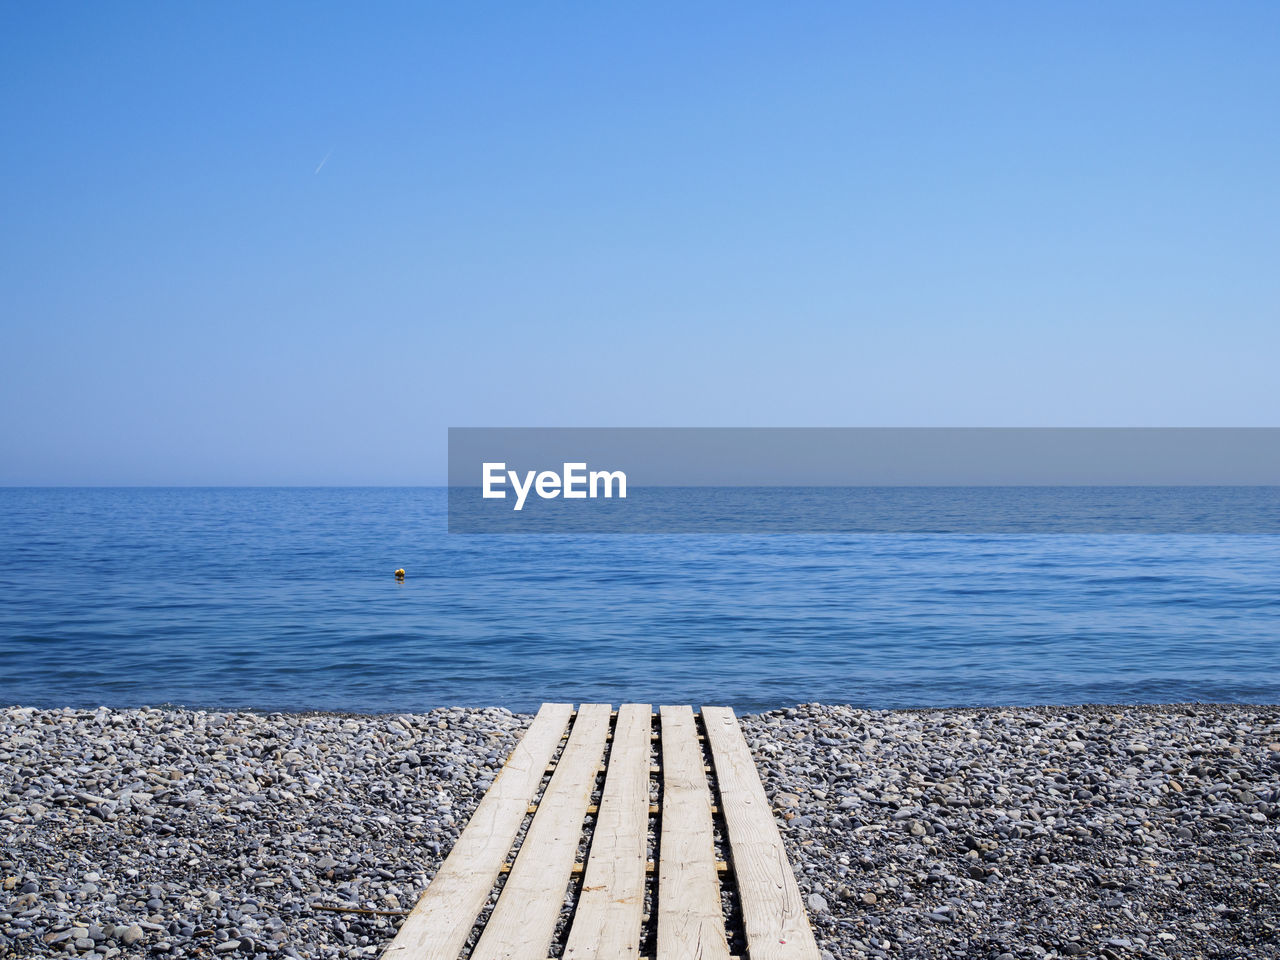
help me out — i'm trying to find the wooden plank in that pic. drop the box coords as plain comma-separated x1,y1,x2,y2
472,703,614,960
381,702,573,960
563,703,652,960
656,705,730,960
702,706,820,960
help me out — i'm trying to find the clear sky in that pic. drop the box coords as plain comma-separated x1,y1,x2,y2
2,3,1277,484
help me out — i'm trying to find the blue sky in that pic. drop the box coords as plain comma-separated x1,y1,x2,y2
2,3,1278,484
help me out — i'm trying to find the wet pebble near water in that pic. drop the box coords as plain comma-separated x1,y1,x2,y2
2,703,1279,958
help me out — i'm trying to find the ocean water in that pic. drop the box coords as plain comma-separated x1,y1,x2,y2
1,487,1278,714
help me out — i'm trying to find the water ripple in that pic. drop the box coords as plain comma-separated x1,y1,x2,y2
1,488,1278,713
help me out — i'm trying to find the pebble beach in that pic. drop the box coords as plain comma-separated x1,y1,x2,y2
2,703,1279,960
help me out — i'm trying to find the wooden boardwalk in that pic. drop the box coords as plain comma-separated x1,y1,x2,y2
382,704,820,960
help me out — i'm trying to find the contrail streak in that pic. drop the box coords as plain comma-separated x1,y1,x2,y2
314,150,332,175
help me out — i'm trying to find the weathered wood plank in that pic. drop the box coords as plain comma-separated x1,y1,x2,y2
656,705,730,960
563,703,652,960
381,702,574,960
702,706,820,960
472,703,613,960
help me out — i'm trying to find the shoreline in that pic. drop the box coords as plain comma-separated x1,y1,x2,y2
3,703,1278,959
4,700,1279,720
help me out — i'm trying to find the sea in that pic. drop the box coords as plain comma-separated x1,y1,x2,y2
2,487,1278,714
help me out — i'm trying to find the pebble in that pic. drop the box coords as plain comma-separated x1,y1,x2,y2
1,702,1278,960
0,704,524,959
738,702,1280,959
